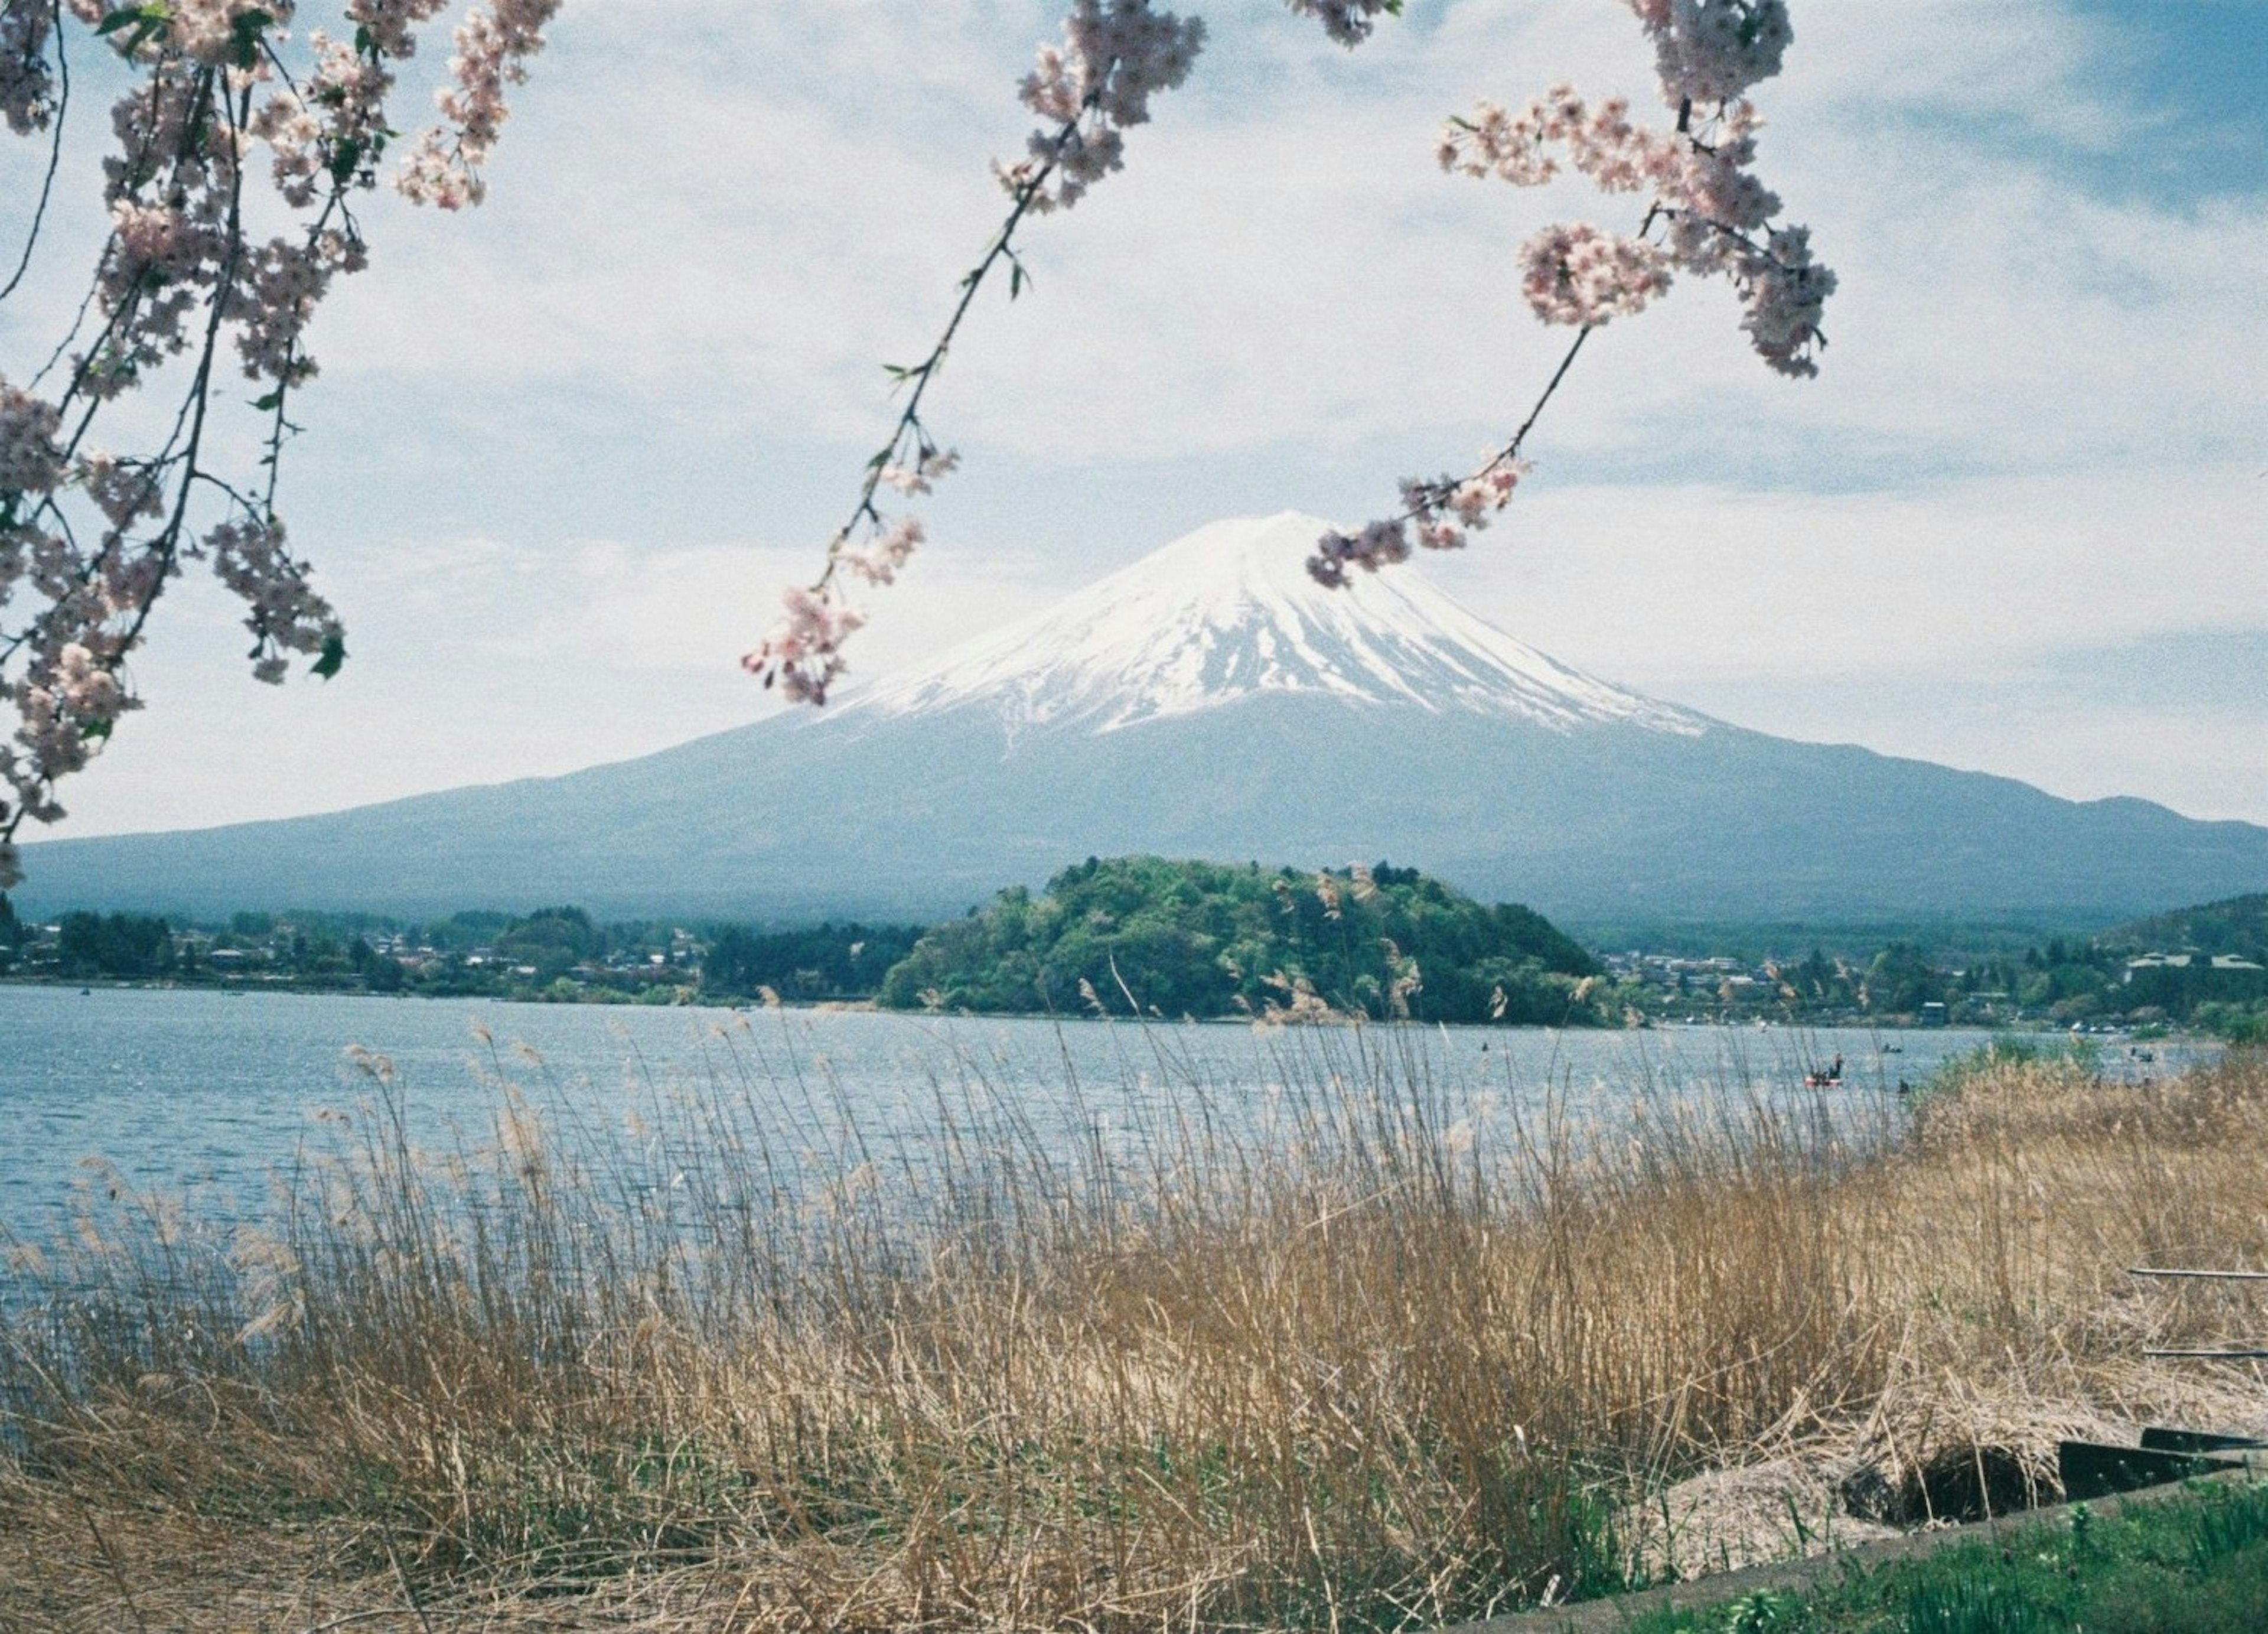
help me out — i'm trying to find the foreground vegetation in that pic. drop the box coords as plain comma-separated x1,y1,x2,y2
5,1034,2266,1631
1627,1479,2268,1634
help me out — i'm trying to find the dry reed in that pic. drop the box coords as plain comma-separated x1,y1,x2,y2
3,1028,2264,1633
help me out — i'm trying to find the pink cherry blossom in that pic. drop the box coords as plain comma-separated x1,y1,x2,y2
1008,0,1205,213
840,516,926,587
744,586,868,706
1520,223,1673,327
880,448,960,497
399,0,560,208
0,0,56,135
1627,0,1791,107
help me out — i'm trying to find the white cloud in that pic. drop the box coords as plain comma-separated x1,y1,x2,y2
54,530,1068,836
1433,467,2268,687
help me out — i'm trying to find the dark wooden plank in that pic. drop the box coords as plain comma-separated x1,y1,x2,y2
2141,1426,2268,1454
2057,1439,2238,1500
2145,1348,2268,1359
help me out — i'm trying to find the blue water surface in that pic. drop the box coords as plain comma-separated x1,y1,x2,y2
0,985,2217,1248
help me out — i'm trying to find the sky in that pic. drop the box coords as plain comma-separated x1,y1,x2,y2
3,0,2263,841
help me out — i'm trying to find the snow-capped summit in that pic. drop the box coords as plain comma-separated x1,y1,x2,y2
850,510,1704,738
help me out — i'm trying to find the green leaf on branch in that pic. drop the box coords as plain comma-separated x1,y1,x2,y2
328,137,363,185
230,9,273,56
230,9,275,69
251,391,283,412
97,3,171,53
96,4,168,35
311,633,347,681
82,718,115,744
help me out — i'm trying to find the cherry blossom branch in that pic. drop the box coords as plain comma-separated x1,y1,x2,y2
1309,0,1835,587
744,0,1209,706
1314,321,1599,588
0,0,565,887
0,0,67,303
740,148,1063,709
817,162,1055,601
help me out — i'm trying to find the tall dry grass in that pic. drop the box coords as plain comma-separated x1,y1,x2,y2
2,1030,2265,1633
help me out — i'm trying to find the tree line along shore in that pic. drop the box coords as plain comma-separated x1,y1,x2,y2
2,862,2262,1037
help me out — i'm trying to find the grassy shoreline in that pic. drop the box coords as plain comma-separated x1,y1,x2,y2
5,1039,2265,1631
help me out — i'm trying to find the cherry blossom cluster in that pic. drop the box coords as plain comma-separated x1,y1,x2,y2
1309,0,1832,587
1630,0,1791,106
1,0,56,135
202,516,343,683
1439,84,1683,200
742,415,960,701
743,587,868,707
1001,0,1205,213
1518,221,1672,327
0,2,559,886
741,422,955,702
838,516,924,589
1281,0,1400,48
400,0,560,209
1433,80,1826,367
881,447,960,497
1308,460,1530,587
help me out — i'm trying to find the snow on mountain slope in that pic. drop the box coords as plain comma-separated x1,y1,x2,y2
847,511,1706,738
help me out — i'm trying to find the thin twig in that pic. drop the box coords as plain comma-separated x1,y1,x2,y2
0,0,69,305
1368,200,1669,540
72,1496,154,1634
808,116,1077,596
384,1539,442,1634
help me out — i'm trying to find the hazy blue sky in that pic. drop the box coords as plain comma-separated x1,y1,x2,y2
4,0,2262,838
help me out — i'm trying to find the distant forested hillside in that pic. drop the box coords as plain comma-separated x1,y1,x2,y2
2106,893,2268,961
876,857,1604,1023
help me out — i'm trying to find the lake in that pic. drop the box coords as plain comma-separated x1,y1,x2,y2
0,984,2217,1247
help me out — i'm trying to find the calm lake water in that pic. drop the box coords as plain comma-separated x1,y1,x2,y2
0,985,2220,1248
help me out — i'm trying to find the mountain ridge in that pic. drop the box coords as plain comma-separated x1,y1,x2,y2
15,512,2266,925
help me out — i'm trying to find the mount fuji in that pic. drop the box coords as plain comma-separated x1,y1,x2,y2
18,512,2267,925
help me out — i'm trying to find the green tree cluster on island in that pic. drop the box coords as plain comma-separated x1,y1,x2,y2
876,857,1605,1024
